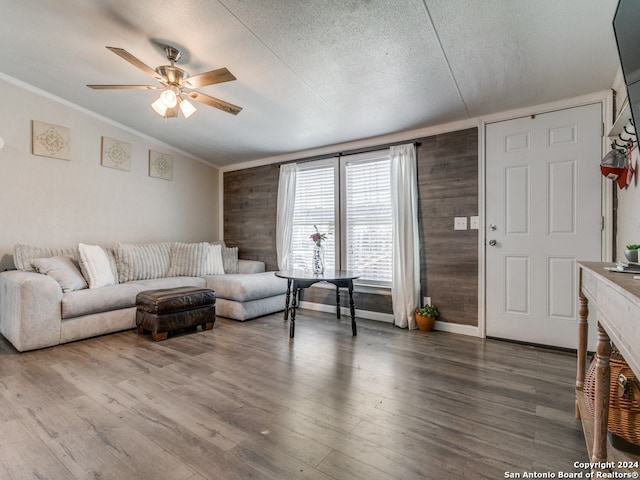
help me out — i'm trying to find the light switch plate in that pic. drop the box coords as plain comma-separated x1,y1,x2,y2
454,217,467,230
470,216,479,230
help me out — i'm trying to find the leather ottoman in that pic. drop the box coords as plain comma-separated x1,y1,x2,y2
136,287,216,341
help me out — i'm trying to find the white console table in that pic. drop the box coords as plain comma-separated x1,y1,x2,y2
577,262,640,471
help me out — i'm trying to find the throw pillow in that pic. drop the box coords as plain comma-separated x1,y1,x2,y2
114,242,172,283
14,244,76,272
102,246,120,284
206,243,225,275
77,243,117,289
167,242,209,277
31,256,88,293
222,246,239,274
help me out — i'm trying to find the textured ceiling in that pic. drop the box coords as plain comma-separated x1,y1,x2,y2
0,0,621,167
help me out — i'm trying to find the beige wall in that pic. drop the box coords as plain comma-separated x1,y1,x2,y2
0,78,220,270
615,157,640,261
611,70,640,261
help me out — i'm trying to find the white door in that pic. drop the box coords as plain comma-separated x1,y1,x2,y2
485,103,602,349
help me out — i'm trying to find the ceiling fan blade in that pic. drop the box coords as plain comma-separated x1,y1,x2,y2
87,85,160,90
187,91,242,115
106,47,165,83
185,68,236,88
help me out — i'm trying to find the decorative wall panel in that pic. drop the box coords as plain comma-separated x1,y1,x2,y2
224,128,479,325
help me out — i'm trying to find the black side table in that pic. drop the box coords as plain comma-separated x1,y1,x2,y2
275,270,360,338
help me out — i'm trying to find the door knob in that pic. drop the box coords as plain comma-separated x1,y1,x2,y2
489,239,497,246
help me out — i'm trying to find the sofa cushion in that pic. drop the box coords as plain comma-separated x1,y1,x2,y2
114,242,172,283
215,295,285,321
238,259,266,274
78,243,117,289
205,272,287,302
61,277,205,319
31,256,87,293
14,244,76,272
129,276,205,291
62,283,144,319
167,242,209,277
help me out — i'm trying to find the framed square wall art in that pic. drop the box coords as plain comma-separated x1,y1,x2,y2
101,137,131,171
149,150,173,180
32,120,71,160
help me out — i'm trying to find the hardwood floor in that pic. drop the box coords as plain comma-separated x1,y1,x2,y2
0,310,587,479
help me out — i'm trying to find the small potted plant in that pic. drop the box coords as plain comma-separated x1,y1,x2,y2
625,244,640,263
415,304,439,332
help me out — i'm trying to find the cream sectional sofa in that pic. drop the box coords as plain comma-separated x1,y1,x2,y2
0,242,288,352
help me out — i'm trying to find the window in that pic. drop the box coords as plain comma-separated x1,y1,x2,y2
290,151,392,286
342,153,392,285
290,161,337,271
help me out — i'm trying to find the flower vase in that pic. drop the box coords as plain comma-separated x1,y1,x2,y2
312,245,324,274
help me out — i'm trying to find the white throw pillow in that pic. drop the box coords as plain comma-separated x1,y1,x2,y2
206,243,225,275
78,243,116,288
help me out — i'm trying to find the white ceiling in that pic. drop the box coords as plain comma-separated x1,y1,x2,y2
1,0,621,167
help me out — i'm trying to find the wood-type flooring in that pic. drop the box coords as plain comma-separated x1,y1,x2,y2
0,310,587,479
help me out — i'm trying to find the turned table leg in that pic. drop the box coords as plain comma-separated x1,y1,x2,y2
284,279,292,321
348,281,357,336
289,287,298,339
576,287,589,417
591,323,612,466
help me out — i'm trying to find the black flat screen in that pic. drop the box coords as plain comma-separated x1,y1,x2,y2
614,0,640,128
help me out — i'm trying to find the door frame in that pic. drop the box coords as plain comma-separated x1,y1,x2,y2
477,90,614,340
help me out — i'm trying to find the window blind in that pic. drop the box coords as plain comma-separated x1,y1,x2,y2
290,165,336,271
345,157,392,285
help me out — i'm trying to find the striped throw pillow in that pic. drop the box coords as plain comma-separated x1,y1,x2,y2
114,242,172,283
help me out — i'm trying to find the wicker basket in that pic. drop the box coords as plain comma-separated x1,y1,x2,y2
584,347,640,452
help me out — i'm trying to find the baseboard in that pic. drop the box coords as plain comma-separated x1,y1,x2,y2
433,320,480,337
298,301,481,337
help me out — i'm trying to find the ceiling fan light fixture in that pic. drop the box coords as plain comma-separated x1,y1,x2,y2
151,97,168,116
89,46,242,117
179,97,197,118
160,87,178,108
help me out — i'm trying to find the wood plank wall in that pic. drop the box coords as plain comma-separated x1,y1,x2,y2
418,128,479,326
224,127,478,326
224,164,281,270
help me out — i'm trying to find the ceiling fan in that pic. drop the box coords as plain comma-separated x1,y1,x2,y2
88,46,242,119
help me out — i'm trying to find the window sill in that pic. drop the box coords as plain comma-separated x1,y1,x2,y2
309,281,391,296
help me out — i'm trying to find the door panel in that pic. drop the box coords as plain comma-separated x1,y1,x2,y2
504,256,529,314
548,257,575,318
486,104,602,348
505,165,529,234
548,160,576,234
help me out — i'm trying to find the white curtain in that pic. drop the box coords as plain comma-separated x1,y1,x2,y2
276,163,298,271
390,144,421,329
